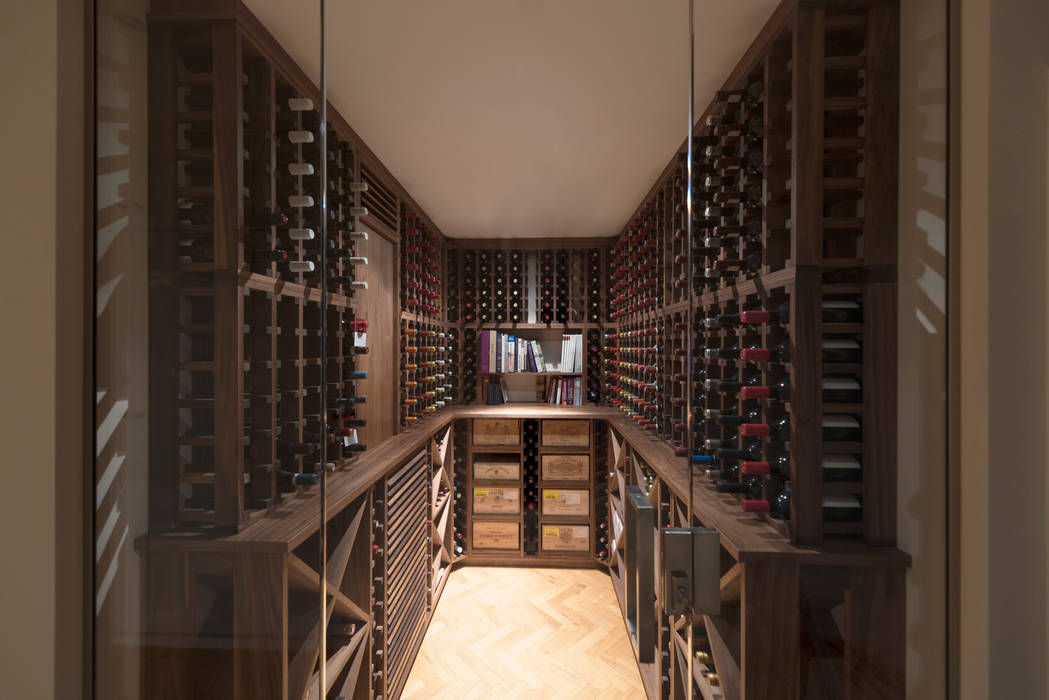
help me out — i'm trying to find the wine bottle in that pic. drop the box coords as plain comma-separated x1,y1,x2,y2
277,469,319,488
741,485,791,519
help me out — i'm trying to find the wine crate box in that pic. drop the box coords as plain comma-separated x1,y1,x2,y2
473,457,521,480
473,418,521,446
541,419,590,447
541,489,590,517
541,453,590,481
473,520,520,550
472,487,521,514
541,524,590,552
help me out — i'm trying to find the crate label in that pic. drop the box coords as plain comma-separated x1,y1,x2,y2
473,487,520,514
541,488,589,516
473,460,520,480
473,521,520,549
473,419,521,446
541,454,590,481
541,524,590,552
541,420,590,447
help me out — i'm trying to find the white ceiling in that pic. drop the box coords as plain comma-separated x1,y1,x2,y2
243,0,779,237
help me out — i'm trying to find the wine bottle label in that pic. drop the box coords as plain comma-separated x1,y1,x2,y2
823,339,860,349
822,378,861,391
823,455,861,471
288,162,315,176
287,130,315,144
822,495,861,509
287,97,314,111
822,415,860,428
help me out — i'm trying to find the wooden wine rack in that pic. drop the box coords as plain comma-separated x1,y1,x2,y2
603,0,899,548
140,1,906,699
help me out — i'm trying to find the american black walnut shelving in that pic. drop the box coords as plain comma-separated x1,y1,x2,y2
142,0,905,699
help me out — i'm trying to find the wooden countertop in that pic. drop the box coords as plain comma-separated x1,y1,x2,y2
143,404,910,567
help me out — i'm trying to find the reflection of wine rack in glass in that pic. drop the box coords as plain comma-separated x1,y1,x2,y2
555,250,570,323
508,250,524,323
477,251,492,323
522,419,540,555
461,329,478,403
462,250,477,323
151,25,373,532
445,248,460,323
604,4,897,548
586,329,602,404
452,422,467,557
586,248,603,322
401,208,443,320
399,320,450,428
539,250,554,323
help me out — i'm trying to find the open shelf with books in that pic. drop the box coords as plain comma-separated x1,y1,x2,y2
476,326,591,405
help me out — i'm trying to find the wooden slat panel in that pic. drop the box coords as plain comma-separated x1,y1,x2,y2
232,552,287,700
844,567,905,700
741,563,799,698
790,2,825,266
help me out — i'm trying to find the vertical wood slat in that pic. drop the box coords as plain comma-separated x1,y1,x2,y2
862,283,897,545
212,23,245,528
844,567,905,700
788,2,826,545
790,272,824,543
144,551,194,699
247,59,277,508
790,2,825,267
233,552,288,700
147,22,181,530
861,1,900,266
742,562,800,699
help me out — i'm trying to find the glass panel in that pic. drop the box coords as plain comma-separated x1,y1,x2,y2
93,1,326,698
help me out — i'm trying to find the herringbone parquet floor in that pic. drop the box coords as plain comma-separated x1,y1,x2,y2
401,566,645,699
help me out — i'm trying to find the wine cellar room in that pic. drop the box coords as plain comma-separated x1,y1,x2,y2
3,0,1049,698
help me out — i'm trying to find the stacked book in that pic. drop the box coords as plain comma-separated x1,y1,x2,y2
478,331,583,374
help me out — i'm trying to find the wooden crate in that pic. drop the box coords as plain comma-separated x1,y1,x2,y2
541,524,590,552
473,456,521,481
541,419,589,447
472,486,521,515
472,418,521,446
541,453,590,481
541,489,590,517
472,520,520,550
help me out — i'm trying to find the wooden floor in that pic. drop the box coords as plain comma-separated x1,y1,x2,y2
402,566,646,699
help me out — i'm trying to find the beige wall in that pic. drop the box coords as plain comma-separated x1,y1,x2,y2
898,0,949,696
0,0,58,694
955,0,1049,697
0,0,86,698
